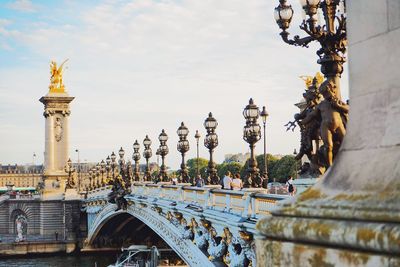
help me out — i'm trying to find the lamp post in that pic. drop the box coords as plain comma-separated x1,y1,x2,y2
143,135,152,181
260,106,269,185
94,165,100,189
110,151,117,181
118,147,132,189
274,0,347,100
243,98,262,188
194,130,201,178
177,122,190,183
106,156,111,185
64,158,76,189
293,148,299,179
87,169,93,191
204,113,219,185
100,159,106,187
158,129,169,182
132,140,141,181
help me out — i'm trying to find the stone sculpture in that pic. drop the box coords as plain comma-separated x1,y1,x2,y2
287,73,348,175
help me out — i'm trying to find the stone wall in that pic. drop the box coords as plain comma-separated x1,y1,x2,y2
0,199,81,241
256,0,400,266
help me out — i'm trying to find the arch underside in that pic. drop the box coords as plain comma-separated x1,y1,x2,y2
88,204,213,267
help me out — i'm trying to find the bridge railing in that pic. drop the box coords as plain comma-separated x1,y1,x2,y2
87,183,290,219
130,183,290,219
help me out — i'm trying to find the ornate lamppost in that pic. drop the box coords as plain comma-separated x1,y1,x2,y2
204,113,219,185
260,106,269,184
95,163,101,188
293,148,299,179
91,167,97,190
158,129,169,182
110,151,117,181
177,122,190,183
87,169,93,191
64,158,76,189
106,156,111,185
100,160,106,187
143,135,152,181
274,0,347,99
132,140,141,181
243,98,262,188
118,147,132,190
194,130,201,178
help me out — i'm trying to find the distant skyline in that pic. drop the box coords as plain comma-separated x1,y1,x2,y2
0,0,348,169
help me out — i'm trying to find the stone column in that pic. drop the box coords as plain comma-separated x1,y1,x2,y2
256,1,400,266
44,113,55,173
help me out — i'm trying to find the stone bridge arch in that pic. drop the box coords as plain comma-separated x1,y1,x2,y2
87,203,213,267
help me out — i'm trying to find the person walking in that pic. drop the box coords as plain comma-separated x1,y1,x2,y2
222,171,233,190
195,175,204,187
286,176,295,196
231,173,243,191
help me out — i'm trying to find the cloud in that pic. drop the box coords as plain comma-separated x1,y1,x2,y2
7,0,37,12
0,0,349,167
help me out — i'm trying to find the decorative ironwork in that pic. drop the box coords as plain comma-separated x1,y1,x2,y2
177,122,190,183
204,113,219,185
158,129,169,182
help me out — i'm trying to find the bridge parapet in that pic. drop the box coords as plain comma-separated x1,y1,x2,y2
85,183,290,266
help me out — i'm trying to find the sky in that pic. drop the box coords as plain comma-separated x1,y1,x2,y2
0,0,348,169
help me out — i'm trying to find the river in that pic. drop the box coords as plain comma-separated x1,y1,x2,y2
0,253,116,267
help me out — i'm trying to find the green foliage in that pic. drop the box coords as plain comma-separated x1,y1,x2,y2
241,154,279,178
268,155,299,183
217,162,243,178
187,158,209,178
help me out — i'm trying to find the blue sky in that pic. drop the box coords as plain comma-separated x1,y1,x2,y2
0,0,349,169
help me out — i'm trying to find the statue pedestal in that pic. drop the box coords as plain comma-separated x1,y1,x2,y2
64,188,80,200
41,173,67,200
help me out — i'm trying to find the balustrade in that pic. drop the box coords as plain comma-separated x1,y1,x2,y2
86,182,289,219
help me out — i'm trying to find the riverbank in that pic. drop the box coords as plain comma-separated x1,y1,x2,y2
0,240,77,256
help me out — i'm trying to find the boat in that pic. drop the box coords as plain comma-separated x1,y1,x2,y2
107,245,187,267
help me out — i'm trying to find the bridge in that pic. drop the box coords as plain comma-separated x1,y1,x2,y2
84,182,288,266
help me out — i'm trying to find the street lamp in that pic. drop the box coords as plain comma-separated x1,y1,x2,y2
177,122,190,183
75,149,81,192
110,151,117,181
143,135,152,181
194,130,201,178
95,165,100,189
106,155,111,185
87,169,93,191
260,106,269,184
64,158,76,189
158,129,169,182
132,140,141,181
274,0,347,100
118,147,132,190
293,148,299,179
204,113,219,185
100,159,106,186
243,98,262,188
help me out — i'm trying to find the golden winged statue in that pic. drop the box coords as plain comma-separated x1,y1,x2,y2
299,72,324,89
49,59,68,93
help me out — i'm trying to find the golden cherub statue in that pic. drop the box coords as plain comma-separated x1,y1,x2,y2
49,59,68,93
299,72,324,89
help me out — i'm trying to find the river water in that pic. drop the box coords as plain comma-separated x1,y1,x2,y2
0,253,116,267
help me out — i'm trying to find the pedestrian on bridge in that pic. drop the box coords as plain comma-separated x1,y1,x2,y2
195,175,204,187
222,171,232,190
231,173,243,190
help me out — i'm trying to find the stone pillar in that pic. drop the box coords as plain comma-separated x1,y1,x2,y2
40,91,74,200
256,1,400,266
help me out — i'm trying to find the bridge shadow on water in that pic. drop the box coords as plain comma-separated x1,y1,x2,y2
91,212,185,265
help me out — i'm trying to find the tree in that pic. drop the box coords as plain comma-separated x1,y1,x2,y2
186,158,209,178
269,155,299,183
217,162,243,178
241,154,279,179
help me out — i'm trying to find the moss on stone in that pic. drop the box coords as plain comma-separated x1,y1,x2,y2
338,251,369,265
298,188,324,202
356,228,376,243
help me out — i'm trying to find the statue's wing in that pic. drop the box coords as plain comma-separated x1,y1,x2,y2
58,59,69,73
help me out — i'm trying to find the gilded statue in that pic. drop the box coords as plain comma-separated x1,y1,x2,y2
302,79,349,167
287,73,349,176
49,59,68,93
286,73,324,175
